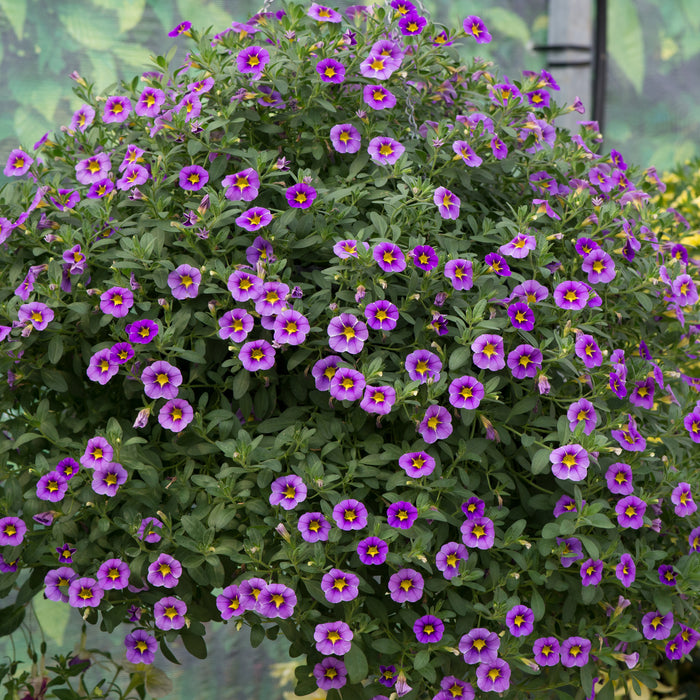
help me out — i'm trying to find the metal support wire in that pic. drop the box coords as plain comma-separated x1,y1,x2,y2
592,0,607,134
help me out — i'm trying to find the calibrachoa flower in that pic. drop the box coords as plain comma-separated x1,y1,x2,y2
399,12,426,34
321,569,359,603
308,3,342,21
363,85,397,110
616,553,636,587
553,280,589,310
611,414,646,452
459,628,500,664
574,334,603,367
436,541,469,579
316,57,345,83
330,367,366,401
236,207,272,231
379,665,397,688
500,232,536,258
223,168,260,201
286,182,317,209
92,462,127,497
239,339,275,372
533,637,560,666
557,537,584,568
485,252,511,276
418,404,453,443
582,248,616,283
135,87,165,117
312,355,341,391
406,349,442,383
327,313,368,354
506,604,534,637
567,398,597,435
452,140,482,167
463,15,491,43
56,457,79,480
630,378,654,410
36,471,68,503
605,462,634,495
68,577,104,608
219,309,254,342
158,399,194,432
179,165,208,191
387,501,418,529
399,451,435,478
615,495,646,529
100,287,133,317
70,104,95,131
298,512,331,543
75,153,111,184
471,334,505,371
81,436,113,470
434,187,460,219
137,516,163,543
154,596,187,630
444,258,473,290
507,344,542,379
126,319,158,344
560,637,591,666
373,241,405,272
44,567,75,603
360,385,396,414
168,264,201,299
330,124,361,153
659,565,677,586
412,244,440,271
4,149,33,177
257,583,297,619
217,584,251,619
239,578,266,610
549,444,589,481
672,273,699,306
671,482,697,516
269,474,307,510
124,630,157,665
448,375,484,410
141,361,182,400
368,136,405,165
476,659,510,693
462,497,486,519
435,677,474,700
365,299,399,331
103,96,131,123
237,45,269,75
313,658,347,690
86,349,118,385
460,516,495,549
388,568,424,603
147,553,182,588
273,309,310,345
255,281,288,315
227,270,263,302
315,621,353,655
642,610,674,640
513,279,549,303
18,302,54,331
580,558,604,586
507,302,535,331
333,499,368,530
97,559,130,590
0,517,26,546
357,536,388,565
414,615,444,643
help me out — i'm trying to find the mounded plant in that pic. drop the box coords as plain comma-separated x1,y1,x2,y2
1,3,700,699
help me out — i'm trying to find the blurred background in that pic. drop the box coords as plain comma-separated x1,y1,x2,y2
1,0,699,697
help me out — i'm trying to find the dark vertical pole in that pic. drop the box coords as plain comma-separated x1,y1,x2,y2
592,0,607,135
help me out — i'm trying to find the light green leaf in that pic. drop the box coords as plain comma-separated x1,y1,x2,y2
0,0,27,39
608,0,645,93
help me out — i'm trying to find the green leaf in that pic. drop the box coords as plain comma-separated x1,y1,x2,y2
414,649,430,670
608,0,645,93
232,370,250,400
144,666,174,698
250,624,265,648
530,448,550,475
530,588,545,621
371,637,401,654
47,335,64,364
344,643,368,684
448,345,470,371
40,368,68,393
181,633,207,659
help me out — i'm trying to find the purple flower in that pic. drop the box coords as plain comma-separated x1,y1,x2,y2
418,405,453,443
330,124,361,153
615,495,646,529
387,501,418,529
269,474,307,510
154,596,187,630
690,527,700,553
316,57,345,83
158,398,194,432
237,46,269,76
460,516,495,549
476,659,510,693
444,259,473,290
368,136,405,165
360,385,396,415
308,3,342,21
168,20,191,36
239,578,266,610
405,349,441,383
630,378,654,410
399,451,435,478
239,339,276,372
557,537,584,568
363,85,397,110
672,274,699,305
286,183,317,209
116,165,148,191
254,281,288,316
659,565,677,586
365,299,399,331
81,436,113,470
513,279,549,303
554,280,589,310
567,398,597,435
110,342,134,366
125,629,157,664
137,517,163,543
580,558,604,586
126,319,159,344
452,140,482,167
582,249,616,284
412,244,439,271
68,577,104,608
448,376,484,410
616,553,636,587
459,628,500,666
485,252,511,277
86,349,118,385
560,637,591,666
75,153,111,185
327,313,368,354
332,499,368,530
70,104,95,131
18,302,54,331
36,471,68,502
87,179,114,199
56,457,79,480
506,604,534,637
549,444,589,481
378,665,397,688
436,541,468,579
330,367,366,401
507,344,542,379
414,615,444,643
56,544,76,564
433,187,460,219
218,309,254,342
313,658,347,690
642,610,674,640
463,15,491,43
135,87,165,117
92,462,127,497
610,372,627,399
462,497,485,519
533,637,560,666
315,621,353,655
167,264,201,301
359,52,399,81
0,517,26,546
605,462,633,495
574,334,603,368
178,165,208,191
147,553,181,588
528,89,550,108
227,270,263,302
471,334,505,371
501,233,537,258
103,96,131,123
611,414,646,452
141,361,182,400
97,559,130,590
298,512,331,542
321,569,359,603
236,207,272,231
678,625,700,654
222,168,260,201
671,482,697,517
217,584,251,619
273,309,310,345
373,241,406,272
100,287,134,318
388,568,424,603
357,536,388,565
44,567,75,603
399,11,426,34
312,355,341,391
683,409,700,443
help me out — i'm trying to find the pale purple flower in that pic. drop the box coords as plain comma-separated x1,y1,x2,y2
321,569,359,603
44,567,75,603
557,537,583,568
116,164,148,191
580,558,604,586
329,124,362,154
471,334,505,371
459,627,500,665
533,637,560,666
332,499,367,530
330,367,366,401
582,249,616,284
68,577,104,608
18,302,54,330
671,482,697,517
436,541,468,579
125,629,157,664
312,355,342,391
452,140,482,167
574,334,603,368
476,659,510,693
611,414,646,452
314,658,347,690
444,259,473,290
86,349,119,385
141,361,182,400
236,207,272,231
70,104,95,132
630,378,654,410
228,270,263,302
273,309,310,345
363,85,397,110
103,96,132,124
368,136,404,164
0,517,26,547
270,474,307,510
135,87,165,117
460,516,495,549
179,165,208,191
158,398,194,432
373,241,405,272
36,471,68,502
616,553,636,586
388,568,423,603
137,517,163,543
507,344,542,379
222,168,260,201
418,405,453,443
672,274,699,306
100,287,133,318
360,385,396,414
327,313,368,354
615,495,646,529
399,451,435,478
147,553,181,588
315,621,353,655
434,187,460,219
359,52,399,80
549,444,589,481
505,604,534,636
605,462,633,495
298,512,331,543
81,436,113,470
218,309,254,342
167,264,201,299
92,462,127,497
560,637,591,666
76,153,112,185
463,15,491,43
405,349,441,383
513,279,549,303
554,280,588,310
97,558,130,590
239,339,276,372
308,3,342,21
500,233,536,258
257,583,297,619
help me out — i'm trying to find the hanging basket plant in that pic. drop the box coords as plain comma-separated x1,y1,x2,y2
1,2,700,699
